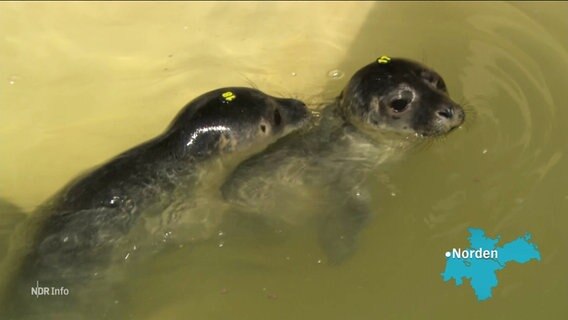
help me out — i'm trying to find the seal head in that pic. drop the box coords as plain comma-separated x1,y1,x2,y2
339,57,465,137
166,87,310,159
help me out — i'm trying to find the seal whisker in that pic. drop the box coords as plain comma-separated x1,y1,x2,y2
275,91,334,111
238,73,259,90
407,138,435,153
420,51,429,66
457,99,477,128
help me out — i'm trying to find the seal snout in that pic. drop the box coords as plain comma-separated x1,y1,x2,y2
277,98,311,127
435,103,465,130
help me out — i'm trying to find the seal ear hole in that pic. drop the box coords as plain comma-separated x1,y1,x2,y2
273,109,282,126
390,99,410,113
260,124,267,133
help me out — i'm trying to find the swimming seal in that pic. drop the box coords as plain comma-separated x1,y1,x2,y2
3,87,309,317
221,58,465,263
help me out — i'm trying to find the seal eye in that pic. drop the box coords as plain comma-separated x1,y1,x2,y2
273,109,282,126
390,99,410,113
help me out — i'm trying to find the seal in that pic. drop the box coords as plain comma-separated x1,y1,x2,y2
221,57,465,263
3,87,309,317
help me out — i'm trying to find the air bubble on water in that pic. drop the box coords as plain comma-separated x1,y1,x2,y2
162,231,173,242
8,75,20,85
291,72,297,77
218,241,224,248
391,192,397,197
124,253,130,260
327,69,344,80
218,231,224,237
482,149,488,154
317,259,322,264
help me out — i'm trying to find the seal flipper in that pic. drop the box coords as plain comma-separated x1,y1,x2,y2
318,188,372,265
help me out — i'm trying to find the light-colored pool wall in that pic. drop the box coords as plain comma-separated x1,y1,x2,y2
0,2,375,211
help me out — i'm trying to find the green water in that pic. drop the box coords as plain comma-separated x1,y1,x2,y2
1,2,567,319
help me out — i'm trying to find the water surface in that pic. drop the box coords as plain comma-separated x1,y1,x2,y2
1,2,567,319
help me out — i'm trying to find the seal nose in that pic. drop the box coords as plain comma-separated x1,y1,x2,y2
436,106,454,120
289,98,307,110
277,98,310,126
436,104,465,127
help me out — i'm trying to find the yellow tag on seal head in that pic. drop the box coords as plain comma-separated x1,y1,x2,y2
377,56,391,64
221,91,236,102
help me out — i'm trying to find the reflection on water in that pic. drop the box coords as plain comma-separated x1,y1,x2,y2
1,2,567,319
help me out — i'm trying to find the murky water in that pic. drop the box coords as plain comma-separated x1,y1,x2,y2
1,2,567,319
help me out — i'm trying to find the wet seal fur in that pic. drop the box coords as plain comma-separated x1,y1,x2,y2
2,87,309,318
221,58,465,264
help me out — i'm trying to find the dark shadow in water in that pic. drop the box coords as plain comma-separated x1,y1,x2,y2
0,199,26,261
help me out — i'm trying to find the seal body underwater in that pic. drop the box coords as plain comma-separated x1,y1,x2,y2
2,87,310,318
221,57,465,264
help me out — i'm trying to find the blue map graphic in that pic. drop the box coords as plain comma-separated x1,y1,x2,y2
441,227,541,301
